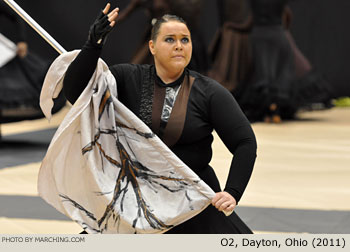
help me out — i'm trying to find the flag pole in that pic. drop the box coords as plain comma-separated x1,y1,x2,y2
3,0,66,54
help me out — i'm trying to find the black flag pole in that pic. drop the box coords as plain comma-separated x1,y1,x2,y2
3,0,67,54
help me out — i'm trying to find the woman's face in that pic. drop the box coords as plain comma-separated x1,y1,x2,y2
149,21,192,75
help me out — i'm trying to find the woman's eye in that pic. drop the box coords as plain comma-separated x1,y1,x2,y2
165,37,174,43
181,37,189,43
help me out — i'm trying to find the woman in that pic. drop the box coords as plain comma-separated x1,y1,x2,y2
116,0,208,73
282,6,333,110
238,0,332,123
0,2,64,140
63,3,257,233
236,0,295,123
115,0,171,65
208,0,253,93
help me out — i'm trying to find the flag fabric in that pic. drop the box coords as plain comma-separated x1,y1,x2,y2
0,33,16,67
38,51,216,233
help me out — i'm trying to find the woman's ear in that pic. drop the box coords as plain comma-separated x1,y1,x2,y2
149,40,155,55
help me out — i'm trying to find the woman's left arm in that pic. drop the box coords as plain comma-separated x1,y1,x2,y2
209,83,257,212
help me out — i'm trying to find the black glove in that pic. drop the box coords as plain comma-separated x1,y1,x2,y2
87,10,113,47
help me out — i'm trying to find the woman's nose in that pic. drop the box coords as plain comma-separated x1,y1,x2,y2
175,40,183,50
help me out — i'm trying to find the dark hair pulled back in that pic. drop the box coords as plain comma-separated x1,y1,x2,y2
150,14,189,41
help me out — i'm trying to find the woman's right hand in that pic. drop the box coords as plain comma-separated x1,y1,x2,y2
88,3,119,47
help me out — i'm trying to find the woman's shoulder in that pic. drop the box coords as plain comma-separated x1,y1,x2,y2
189,69,229,93
189,69,237,108
109,63,154,79
109,63,152,73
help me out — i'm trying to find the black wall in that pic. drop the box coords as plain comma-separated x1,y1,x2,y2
5,0,350,97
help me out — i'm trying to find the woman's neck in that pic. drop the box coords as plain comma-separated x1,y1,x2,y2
155,66,185,84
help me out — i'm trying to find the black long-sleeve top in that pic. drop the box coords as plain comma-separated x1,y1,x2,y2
63,43,257,203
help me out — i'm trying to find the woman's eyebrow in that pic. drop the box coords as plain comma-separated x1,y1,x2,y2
163,33,190,37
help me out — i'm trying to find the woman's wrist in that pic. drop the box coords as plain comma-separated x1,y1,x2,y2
223,188,241,204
